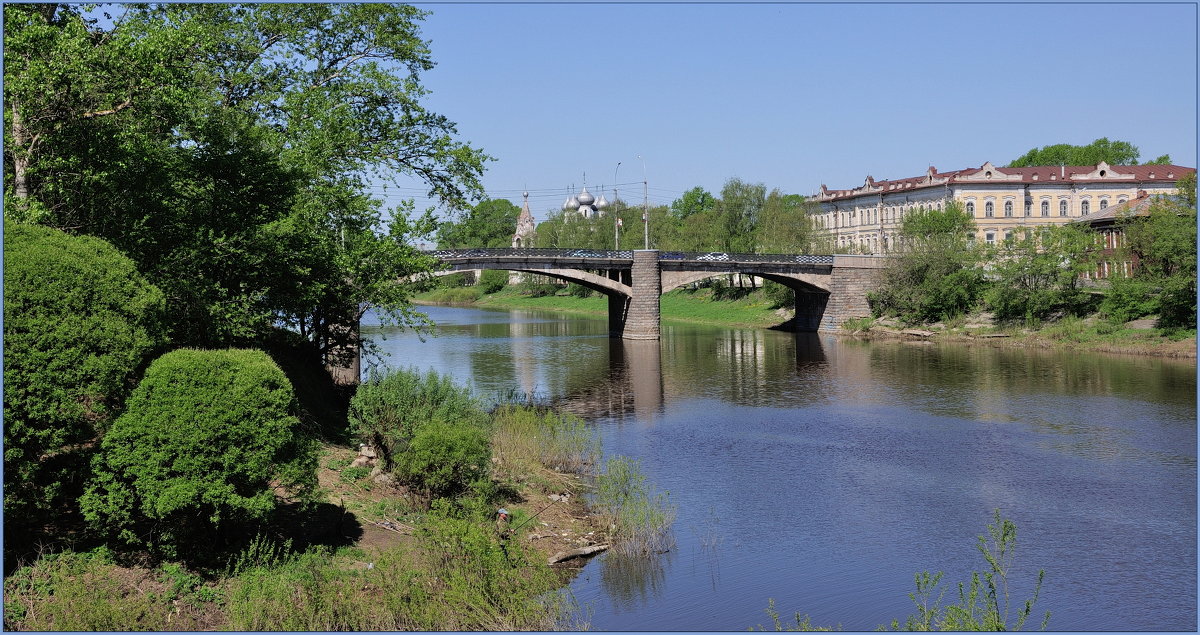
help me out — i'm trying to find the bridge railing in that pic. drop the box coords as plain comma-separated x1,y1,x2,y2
428,247,635,260
428,247,834,265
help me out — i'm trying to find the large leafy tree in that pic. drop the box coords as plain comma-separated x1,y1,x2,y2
755,190,815,253
714,178,766,253
436,197,521,248
1006,137,1151,167
669,186,715,220
4,4,488,365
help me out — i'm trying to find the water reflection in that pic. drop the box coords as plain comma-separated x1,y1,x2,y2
554,339,664,421
598,551,674,612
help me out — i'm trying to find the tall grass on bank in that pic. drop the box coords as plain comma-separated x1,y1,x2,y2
4,549,189,631
224,511,568,631
593,456,676,557
491,405,600,489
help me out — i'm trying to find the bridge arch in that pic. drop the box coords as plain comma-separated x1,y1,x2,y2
438,262,631,297
660,270,830,294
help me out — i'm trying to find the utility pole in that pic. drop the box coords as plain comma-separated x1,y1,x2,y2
614,162,621,249
639,154,648,249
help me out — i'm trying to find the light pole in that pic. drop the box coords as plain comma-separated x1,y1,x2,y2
638,154,648,249
614,162,622,249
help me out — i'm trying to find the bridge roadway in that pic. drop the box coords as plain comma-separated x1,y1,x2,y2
428,248,885,340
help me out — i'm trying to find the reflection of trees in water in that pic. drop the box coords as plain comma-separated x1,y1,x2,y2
599,551,674,611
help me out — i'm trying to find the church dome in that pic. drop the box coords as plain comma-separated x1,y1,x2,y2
595,194,609,209
577,187,595,206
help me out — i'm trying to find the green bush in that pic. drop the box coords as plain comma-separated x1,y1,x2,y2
567,283,594,298
2,224,167,516
396,421,491,500
479,269,509,294
1099,276,1159,323
348,367,486,471
593,456,676,557
762,280,795,309
519,277,561,298
440,272,468,288
80,349,317,556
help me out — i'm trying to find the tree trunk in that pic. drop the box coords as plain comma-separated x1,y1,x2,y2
11,101,31,200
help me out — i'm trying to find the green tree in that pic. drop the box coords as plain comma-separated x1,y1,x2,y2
868,202,987,324
986,225,1095,324
756,190,815,253
3,225,167,517
669,186,716,220
80,349,317,557
1006,137,1142,167
4,4,488,368
715,178,766,253
437,197,522,248
1118,185,1197,329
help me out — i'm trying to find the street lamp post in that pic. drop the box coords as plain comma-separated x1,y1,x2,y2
638,154,648,249
614,162,621,249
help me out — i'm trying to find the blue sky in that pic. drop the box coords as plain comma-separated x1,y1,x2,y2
377,2,1197,219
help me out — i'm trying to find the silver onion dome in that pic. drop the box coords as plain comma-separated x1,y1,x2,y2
577,187,595,206
595,194,609,209
566,195,580,210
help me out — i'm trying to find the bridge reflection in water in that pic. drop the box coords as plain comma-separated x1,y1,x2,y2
549,330,830,422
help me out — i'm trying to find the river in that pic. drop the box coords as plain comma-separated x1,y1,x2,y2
362,305,1196,631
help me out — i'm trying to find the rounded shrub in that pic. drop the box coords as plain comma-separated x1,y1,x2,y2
80,348,317,555
349,367,486,470
396,421,491,500
3,224,167,515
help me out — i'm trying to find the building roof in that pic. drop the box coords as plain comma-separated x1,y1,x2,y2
1071,190,1159,226
815,162,1196,203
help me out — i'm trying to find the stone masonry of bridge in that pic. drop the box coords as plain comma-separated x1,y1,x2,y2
429,249,886,339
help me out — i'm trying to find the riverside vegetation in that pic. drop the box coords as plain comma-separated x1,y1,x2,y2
4,360,679,630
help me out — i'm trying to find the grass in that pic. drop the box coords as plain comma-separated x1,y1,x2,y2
414,283,788,329
593,456,676,557
490,405,600,492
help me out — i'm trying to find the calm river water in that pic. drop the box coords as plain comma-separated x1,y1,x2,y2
363,305,1196,631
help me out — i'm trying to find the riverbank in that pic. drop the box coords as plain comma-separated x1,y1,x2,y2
418,284,792,330
416,285,1196,359
3,408,611,631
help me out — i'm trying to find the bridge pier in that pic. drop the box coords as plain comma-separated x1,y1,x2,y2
620,250,661,340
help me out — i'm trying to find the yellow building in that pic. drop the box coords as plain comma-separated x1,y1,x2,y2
812,161,1195,253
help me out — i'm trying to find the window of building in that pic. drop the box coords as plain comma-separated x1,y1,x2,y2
1041,200,1049,216
1059,200,1068,216
966,201,975,215
1004,230,1014,242
1099,199,1108,210
1081,200,1090,216
1025,200,1032,216
985,201,994,218
985,232,995,244
1004,201,1013,217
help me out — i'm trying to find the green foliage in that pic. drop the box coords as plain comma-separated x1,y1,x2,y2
716,177,767,253
479,269,509,294
762,280,796,308
567,282,595,298
754,599,834,631
869,201,986,324
1006,137,1142,167
491,405,600,479
2,549,176,631
670,186,716,219
756,191,817,253
223,506,564,630
436,197,522,248
593,456,676,557
348,367,487,472
519,277,562,298
5,4,486,364
889,510,1048,631
440,272,469,287
1099,276,1158,323
842,316,875,333
2,224,167,517
1114,190,1197,329
900,202,976,238
395,421,491,500
985,225,1095,323
80,349,318,557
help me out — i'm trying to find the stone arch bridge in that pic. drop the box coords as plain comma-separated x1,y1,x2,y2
428,248,885,340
